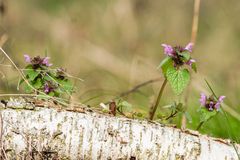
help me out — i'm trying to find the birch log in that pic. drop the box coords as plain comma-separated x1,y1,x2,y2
0,98,239,160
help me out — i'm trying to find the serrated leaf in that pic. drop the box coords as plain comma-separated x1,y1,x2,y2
199,107,217,123
158,57,173,77
166,66,190,95
33,78,43,89
117,100,133,113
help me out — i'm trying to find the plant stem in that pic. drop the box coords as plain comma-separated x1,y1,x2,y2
149,78,167,120
196,122,204,131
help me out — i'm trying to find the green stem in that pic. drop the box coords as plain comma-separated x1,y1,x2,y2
165,111,178,120
149,78,167,120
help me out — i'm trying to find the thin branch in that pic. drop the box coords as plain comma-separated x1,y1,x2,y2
118,78,161,99
104,78,161,105
0,48,36,92
191,0,201,43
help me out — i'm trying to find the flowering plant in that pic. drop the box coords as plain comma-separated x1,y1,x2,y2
197,92,225,130
149,42,197,120
200,93,225,111
20,55,74,97
158,43,196,95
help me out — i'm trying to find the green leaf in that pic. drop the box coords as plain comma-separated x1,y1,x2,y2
43,75,52,81
23,83,33,93
33,78,43,89
135,112,143,118
157,57,171,69
57,79,74,93
191,62,197,73
176,103,184,112
179,52,191,61
25,66,40,81
166,66,190,95
117,100,133,113
48,92,55,97
54,91,60,97
199,107,217,123
158,57,173,76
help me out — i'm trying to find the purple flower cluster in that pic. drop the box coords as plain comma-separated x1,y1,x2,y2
200,93,225,111
43,82,56,94
24,55,52,68
161,43,196,67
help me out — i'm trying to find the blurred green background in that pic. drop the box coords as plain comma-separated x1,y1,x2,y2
0,0,239,142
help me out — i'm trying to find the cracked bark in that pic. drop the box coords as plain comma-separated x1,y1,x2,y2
0,99,239,160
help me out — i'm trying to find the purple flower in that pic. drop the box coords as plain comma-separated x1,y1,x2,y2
199,93,225,111
23,55,53,67
186,59,196,66
161,42,196,70
161,44,174,57
44,83,51,93
200,93,207,106
185,43,194,52
43,82,56,94
209,101,214,111
214,96,226,110
42,57,52,67
24,54,31,63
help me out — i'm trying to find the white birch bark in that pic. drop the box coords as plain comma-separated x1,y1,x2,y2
0,98,239,160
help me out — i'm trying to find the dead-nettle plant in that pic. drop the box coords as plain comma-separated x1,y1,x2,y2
196,81,225,130
149,43,197,120
202,81,239,159
20,55,74,98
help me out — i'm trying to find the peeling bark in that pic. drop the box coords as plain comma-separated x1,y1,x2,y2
0,99,239,160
